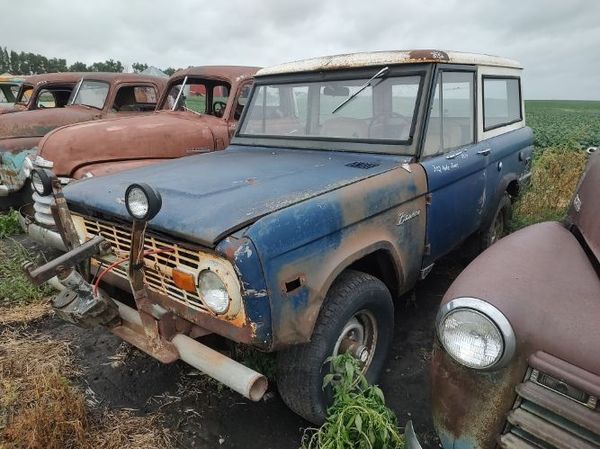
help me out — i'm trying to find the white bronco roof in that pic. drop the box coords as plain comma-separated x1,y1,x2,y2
257,50,522,76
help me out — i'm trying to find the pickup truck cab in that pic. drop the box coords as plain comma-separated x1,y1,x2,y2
418,150,599,449
26,50,533,423
0,72,166,208
21,66,259,249
0,72,82,116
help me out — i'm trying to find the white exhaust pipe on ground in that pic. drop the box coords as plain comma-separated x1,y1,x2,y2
115,300,268,402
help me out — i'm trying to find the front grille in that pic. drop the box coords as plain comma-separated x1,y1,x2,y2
78,216,210,313
500,365,600,449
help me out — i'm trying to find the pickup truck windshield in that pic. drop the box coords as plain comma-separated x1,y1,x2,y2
69,80,110,109
238,74,422,144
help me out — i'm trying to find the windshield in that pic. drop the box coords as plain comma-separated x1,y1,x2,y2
69,80,109,109
238,74,422,144
16,84,34,105
161,78,231,117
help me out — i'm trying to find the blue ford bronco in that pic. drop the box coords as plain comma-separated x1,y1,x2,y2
26,50,533,424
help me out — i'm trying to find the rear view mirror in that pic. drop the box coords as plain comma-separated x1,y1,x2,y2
323,85,350,97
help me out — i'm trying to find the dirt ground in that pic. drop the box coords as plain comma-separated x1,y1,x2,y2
10,235,465,449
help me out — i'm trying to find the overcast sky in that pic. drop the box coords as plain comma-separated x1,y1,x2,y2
2,0,599,100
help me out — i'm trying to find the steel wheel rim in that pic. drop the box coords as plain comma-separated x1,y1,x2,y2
490,211,504,245
332,310,378,373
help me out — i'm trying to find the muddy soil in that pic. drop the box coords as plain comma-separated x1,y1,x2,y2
22,241,464,449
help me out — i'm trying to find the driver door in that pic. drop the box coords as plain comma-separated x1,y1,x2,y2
419,69,488,267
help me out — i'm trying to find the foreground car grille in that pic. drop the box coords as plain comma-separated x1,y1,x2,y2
500,358,600,449
77,216,210,313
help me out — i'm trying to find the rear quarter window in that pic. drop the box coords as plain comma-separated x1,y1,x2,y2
483,77,522,130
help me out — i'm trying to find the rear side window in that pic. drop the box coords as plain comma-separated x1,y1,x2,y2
134,86,157,104
483,77,522,130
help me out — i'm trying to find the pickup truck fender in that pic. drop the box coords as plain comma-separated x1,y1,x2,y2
245,164,428,349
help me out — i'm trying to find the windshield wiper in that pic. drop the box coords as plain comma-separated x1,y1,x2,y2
172,76,188,111
331,66,389,115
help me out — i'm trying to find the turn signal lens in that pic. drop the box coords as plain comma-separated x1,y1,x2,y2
172,269,196,293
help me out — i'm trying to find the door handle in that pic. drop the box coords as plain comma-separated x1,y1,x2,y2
477,148,491,156
445,150,465,159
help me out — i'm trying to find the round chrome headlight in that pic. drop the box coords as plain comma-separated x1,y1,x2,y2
198,269,230,314
125,183,162,221
437,297,515,370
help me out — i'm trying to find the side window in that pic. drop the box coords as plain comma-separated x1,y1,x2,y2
37,89,56,108
114,85,157,112
134,86,157,104
212,84,230,117
423,71,475,157
483,77,521,130
0,88,8,103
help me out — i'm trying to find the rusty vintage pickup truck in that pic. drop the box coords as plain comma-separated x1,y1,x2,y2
21,66,259,249
405,149,599,449
0,72,166,208
26,50,533,423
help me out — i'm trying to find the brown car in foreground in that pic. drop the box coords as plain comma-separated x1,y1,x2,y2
410,150,599,449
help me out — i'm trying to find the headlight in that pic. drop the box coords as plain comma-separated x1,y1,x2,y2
436,297,515,370
125,183,162,221
198,269,230,314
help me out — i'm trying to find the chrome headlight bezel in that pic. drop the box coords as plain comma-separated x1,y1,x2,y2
436,297,516,371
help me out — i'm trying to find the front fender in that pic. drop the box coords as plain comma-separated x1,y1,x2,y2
246,165,428,349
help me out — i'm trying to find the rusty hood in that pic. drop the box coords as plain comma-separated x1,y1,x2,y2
0,105,99,141
38,111,220,177
64,145,408,247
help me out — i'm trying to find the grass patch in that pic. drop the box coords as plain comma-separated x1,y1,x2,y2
512,148,588,229
0,210,21,239
0,329,173,449
0,239,53,309
301,354,404,449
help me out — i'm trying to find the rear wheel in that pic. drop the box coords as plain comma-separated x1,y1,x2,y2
480,192,512,250
276,270,394,424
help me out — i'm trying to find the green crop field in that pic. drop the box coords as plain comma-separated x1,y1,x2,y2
525,100,600,148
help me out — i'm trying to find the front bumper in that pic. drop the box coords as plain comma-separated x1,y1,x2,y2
25,239,268,401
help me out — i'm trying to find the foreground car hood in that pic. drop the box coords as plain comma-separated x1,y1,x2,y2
0,106,97,141
39,111,220,177
443,221,600,374
65,145,407,246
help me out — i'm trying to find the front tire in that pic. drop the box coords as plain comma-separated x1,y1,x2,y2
276,270,394,424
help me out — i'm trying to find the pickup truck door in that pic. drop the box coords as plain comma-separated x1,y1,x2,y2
419,69,489,266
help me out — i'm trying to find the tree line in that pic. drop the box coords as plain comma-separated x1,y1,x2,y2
0,47,177,76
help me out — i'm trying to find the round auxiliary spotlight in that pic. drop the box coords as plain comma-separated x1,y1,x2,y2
124,183,162,221
31,168,54,197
